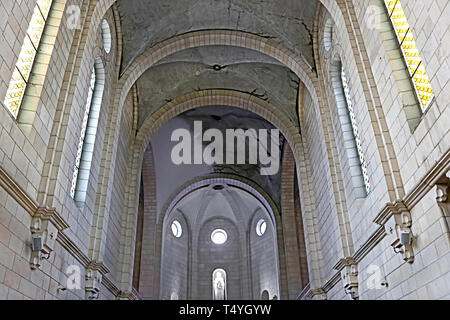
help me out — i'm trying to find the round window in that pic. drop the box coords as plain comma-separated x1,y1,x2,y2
171,220,182,238
211,229,228,245
256,219,267,236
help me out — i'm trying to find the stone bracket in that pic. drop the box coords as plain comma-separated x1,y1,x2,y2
374,201,414,263
306,288,326,300
30,207,69,269
436,170,450,218
436,171,450,234
85,261,109,299
335,258,358,300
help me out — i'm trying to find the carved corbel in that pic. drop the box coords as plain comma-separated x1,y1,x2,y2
436,183,449,217
85,268,102,300
306,288,327,300
85,261,109,300
375,201,414,263
436,172,450,234
30,207,68,269
336,258,358,300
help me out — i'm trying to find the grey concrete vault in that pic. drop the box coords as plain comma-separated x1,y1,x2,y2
117,0,318,70
136,46,301,130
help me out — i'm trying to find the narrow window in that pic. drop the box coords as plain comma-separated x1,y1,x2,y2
341,67,371,195
384,0,434,112
101,19,112,54
3,0,53,118
212,269,227,300
70,61,105,202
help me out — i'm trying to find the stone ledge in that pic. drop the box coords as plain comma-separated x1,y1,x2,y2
309,148,450,298
0,165,122,299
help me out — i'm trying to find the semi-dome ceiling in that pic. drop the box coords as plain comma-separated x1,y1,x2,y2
117,0,319,70
167,182,273,231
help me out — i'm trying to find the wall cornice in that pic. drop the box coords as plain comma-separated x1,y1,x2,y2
2,149,449,300
0,166,123,299
308,149,450,298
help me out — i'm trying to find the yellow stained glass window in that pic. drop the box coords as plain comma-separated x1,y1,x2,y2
384,0,434,112
3,0,53,118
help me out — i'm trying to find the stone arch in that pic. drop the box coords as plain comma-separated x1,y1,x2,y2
135,90,300,156
80,8,359,282
114,29,321,111
119,89,324,295
91,1,347,57
161,174,280,226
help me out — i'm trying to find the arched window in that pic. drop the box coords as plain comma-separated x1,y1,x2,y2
339,66,371,196
323,19,333,52
383,0,434,112
70,60,105,202
3,0,53,118
101,20,112,54
212,269,227,300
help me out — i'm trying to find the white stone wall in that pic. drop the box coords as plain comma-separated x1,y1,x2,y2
104,88,133,283
310,0,450,300
352,0,449,194
0,0,448,300
0,2,124,299
302,89,344,282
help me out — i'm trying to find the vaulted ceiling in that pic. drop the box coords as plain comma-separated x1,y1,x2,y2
117,0,318,70
116,0,317,206
150,106,285,214
136,46,300,130
116,0,319,131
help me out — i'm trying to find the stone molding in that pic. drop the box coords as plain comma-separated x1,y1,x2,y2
306,288,327,300
1,146,448,299
0,166,123,299
374,201,414,263
306,149,450,298
403,150,450,209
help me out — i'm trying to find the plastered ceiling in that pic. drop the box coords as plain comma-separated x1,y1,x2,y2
136,46,300,129
118,0,319,70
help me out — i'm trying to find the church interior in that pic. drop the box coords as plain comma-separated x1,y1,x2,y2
0,0,449,300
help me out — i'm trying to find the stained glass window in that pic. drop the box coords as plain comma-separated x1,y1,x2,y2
341,67,371,195
70,68,96,199
384,0,434,112
3,0,53,118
